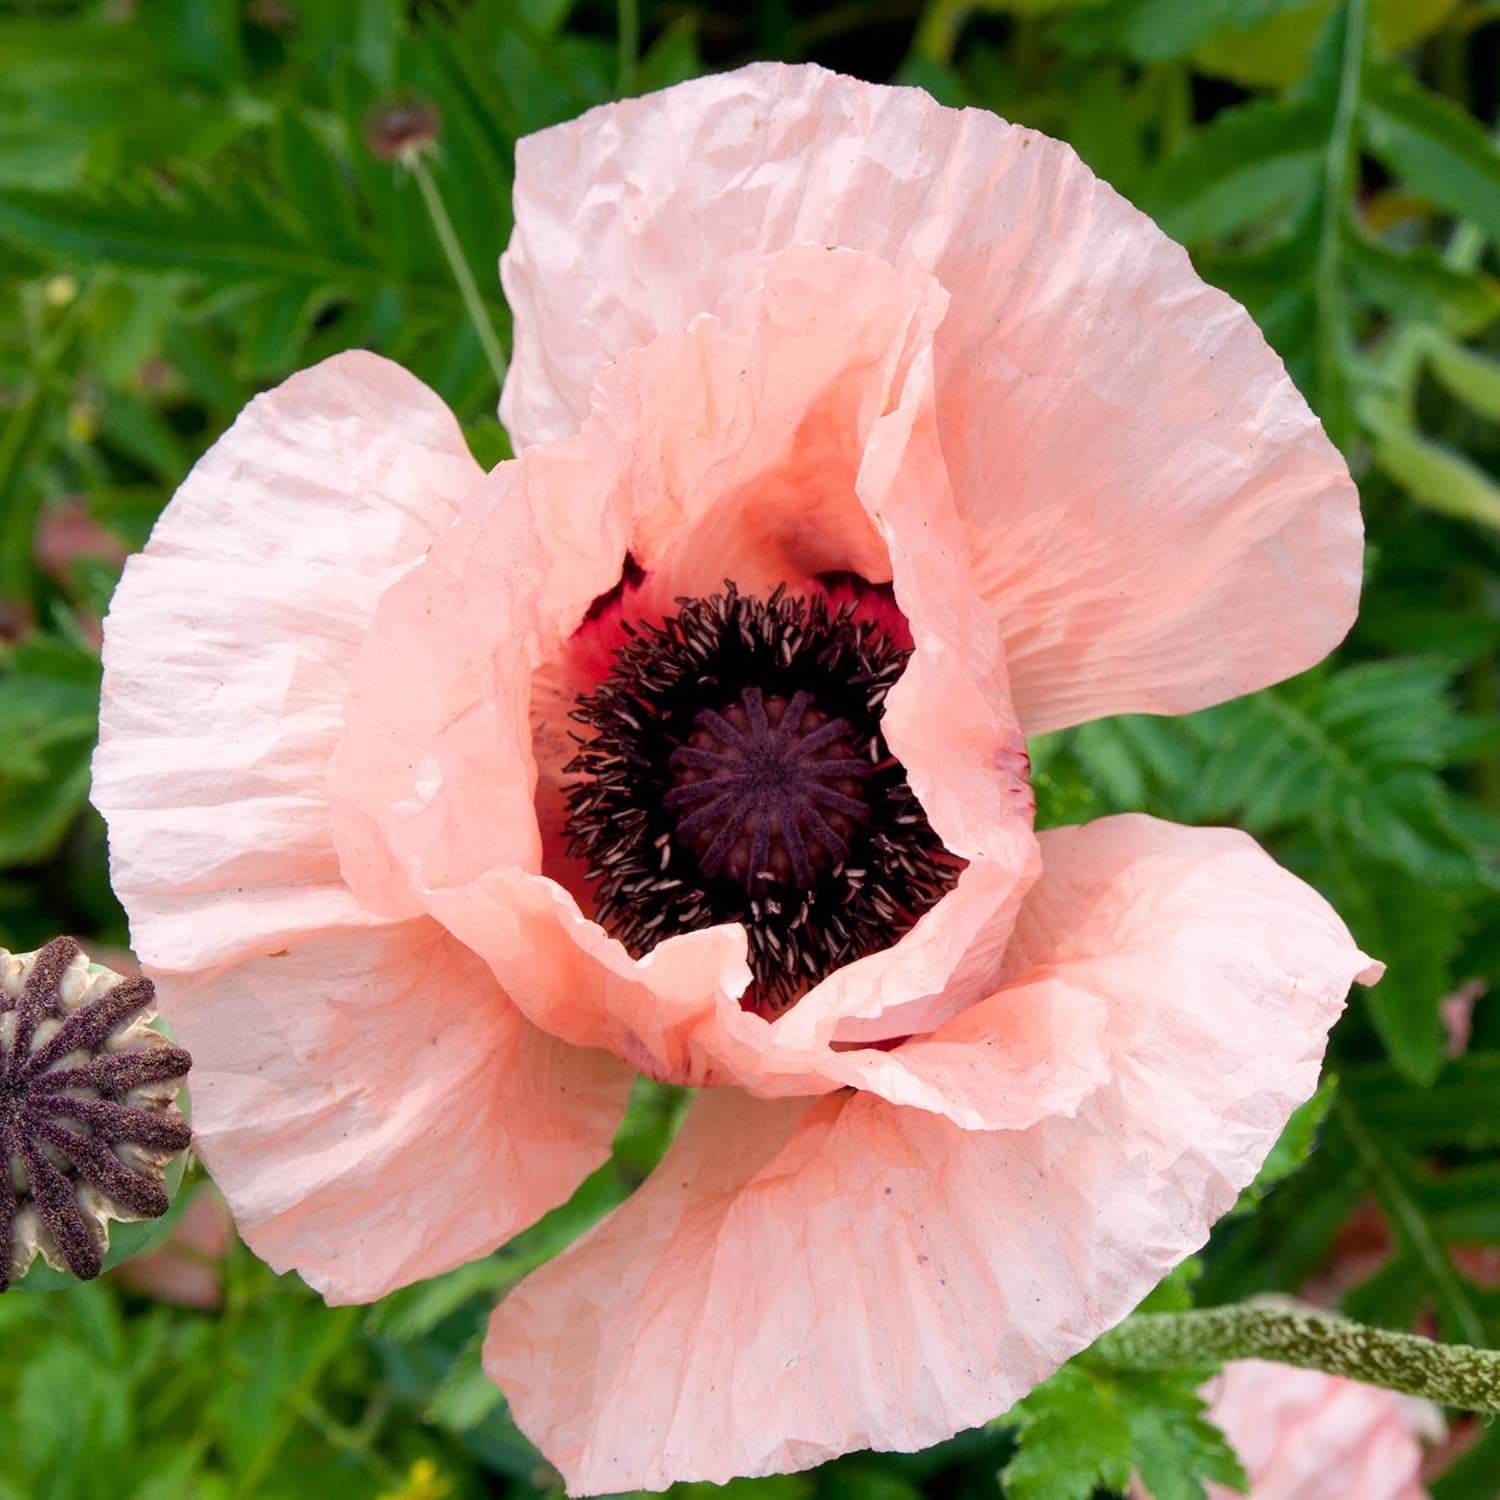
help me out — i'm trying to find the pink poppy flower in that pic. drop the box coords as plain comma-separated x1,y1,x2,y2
93,63,1379,1494
1135,1360,1439,1500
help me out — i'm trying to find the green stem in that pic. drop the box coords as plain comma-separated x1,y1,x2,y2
408,154,509,392
1314,0,1368,447
1157,63,1191,159
616,0,639,95
235,1307,360,1498
1098,1303,1500,1411
913,0,967,65
1335,1096,1489,1348
796,0,922,52
295,1393,403,1486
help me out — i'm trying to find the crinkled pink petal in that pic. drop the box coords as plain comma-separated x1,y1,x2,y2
163,918,633,1304
93,351,487,971
1184,1361,1433,1500
485,815,1377,1492
327,449,631,918
501,62,1363,734
93,351,633,1301
821,976,1109,1130
330,245,933,915
337,246,1037,1114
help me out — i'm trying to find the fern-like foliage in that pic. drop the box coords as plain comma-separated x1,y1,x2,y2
1036,660,1495,1081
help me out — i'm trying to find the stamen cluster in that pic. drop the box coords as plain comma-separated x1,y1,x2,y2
565,582,961,1013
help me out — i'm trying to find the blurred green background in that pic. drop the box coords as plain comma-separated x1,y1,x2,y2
1,1,1499,1496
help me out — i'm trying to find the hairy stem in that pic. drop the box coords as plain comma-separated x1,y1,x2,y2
1098,1302,1500,1411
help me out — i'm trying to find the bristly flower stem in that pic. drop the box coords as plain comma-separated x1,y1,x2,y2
1096,1301,1500,1412
407,153,509,392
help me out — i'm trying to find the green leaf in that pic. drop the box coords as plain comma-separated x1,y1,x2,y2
1002,1364,1135,1500
1362,65,1500,242
1130,1393,1247,1500
16,1339,131,1485
0,176,387,292
1054,0,1291,63
632,16,704,95
1346,1056,1500,1150
1361,395,1500,530
1322,864,1458,1083
1423,336,1500,421
1002,1363,1247,1500
426,1334,506,1432
1345,233,1500,337
1414,1160,1500,1245
1239,1076,1339,1206
1146,99,1325,242
0,632,102,866
273,110,368,263
1189,663,1485,885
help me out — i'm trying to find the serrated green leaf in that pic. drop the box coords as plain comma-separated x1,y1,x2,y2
1320,862,1455,1082
273,109,368,262
1003,1364,1246,1500
1128,1390,1247,1500
1002,1364,1135,1500
1189,664,1486,883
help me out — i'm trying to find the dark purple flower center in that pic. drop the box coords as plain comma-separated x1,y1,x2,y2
564,579,962,1015
666,688,871,890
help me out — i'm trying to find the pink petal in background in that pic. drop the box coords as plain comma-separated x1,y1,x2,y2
1146,1360,1436,1500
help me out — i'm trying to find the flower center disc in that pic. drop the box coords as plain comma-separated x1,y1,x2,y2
666,688,870,891
563,581,962,1014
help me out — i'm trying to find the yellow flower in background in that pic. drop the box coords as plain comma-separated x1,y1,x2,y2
377,1458,454,1500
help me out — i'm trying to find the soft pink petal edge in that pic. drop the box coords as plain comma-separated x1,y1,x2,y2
500,61,1364,735
485,815,1379,1493
92,350,485,971
171,919,633,1304
92,351,634,1298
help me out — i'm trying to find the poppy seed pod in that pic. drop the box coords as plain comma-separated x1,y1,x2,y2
1,939,192,1292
